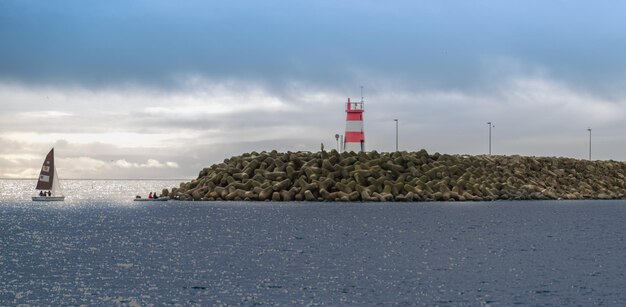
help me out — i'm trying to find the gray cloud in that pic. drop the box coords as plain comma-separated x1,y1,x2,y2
3,72,626,179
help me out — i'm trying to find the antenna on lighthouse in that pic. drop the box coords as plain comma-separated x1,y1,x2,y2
360,86,364,103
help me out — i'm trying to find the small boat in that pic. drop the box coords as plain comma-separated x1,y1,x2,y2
133,197,169,202
32,148,65,201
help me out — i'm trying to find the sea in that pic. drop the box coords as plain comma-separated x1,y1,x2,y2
1,179,626,305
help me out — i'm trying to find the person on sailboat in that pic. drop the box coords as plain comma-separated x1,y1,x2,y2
39,191,44,196
148,192,153,199
47,191,51,196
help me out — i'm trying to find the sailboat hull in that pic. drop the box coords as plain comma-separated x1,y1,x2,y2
32,196,65,201
133,197,168,202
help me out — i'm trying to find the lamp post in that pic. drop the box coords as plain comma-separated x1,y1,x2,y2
340,134,344,153
394,119,398,152
587,127,591,161
487,122,493,155
335,134,339,151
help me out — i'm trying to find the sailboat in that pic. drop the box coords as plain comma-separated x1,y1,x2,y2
32,148,65,201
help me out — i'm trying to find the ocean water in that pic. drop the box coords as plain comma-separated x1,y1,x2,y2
1,179,626,305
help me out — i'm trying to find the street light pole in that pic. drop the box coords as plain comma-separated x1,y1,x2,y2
487,122,493,155
335,134,340,151
340,134,344,153
394,119,398,152
587,127,591,161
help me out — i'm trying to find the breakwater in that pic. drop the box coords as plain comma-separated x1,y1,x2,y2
168,150,626,201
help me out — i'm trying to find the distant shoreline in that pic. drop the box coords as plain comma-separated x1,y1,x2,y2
0,178,193,181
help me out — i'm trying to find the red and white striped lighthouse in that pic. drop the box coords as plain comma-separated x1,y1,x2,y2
344,97,365,152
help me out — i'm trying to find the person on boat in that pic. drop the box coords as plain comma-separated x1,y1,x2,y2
39,191,44,196
47,191,51,196
154,192,159,199
148,192,153,199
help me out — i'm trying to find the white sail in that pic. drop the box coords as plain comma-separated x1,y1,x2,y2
51,165,63,196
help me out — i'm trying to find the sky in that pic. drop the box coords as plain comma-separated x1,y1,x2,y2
2,0,626,179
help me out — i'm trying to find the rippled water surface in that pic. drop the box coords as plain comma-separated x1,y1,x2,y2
2,179,626,305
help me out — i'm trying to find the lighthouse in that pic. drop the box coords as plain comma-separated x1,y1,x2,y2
344,97,365,152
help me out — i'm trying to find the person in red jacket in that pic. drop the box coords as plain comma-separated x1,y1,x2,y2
148,192,153,199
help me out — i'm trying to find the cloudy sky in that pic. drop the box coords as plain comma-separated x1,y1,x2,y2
2,1,626,179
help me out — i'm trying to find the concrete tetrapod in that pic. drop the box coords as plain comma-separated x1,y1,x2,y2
168,150,626,202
